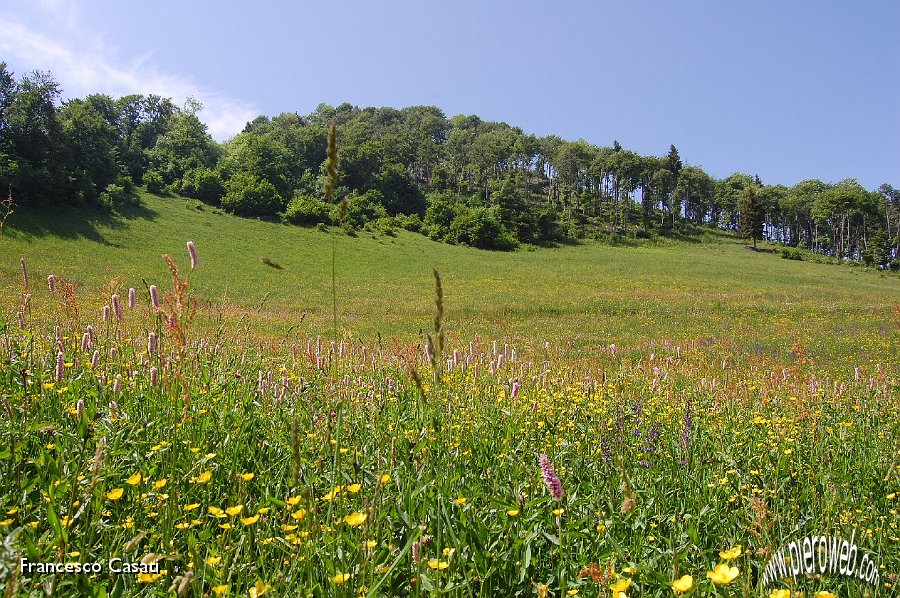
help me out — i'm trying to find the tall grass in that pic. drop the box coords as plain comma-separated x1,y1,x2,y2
0,239,896,596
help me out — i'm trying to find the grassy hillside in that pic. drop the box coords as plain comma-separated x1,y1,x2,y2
1,192,897,366
2,193,898,597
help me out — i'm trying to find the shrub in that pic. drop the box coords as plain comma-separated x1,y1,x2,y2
144,170,166,195
336,190,388,228
98,182,137,212
180,167,225,204
221,173,284,217
449,207,518,251
780,247,803,261
283,194,332,226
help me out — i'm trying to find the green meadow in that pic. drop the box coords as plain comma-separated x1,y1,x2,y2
0,194,898,597
2,192,897,364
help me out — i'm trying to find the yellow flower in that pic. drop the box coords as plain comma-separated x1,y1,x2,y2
225,505,244,517
248,580,269,597
194,471,212,484
241,514,260,525
344,512,367,526
211,585,228,596
672,575,693,594
240,473,255,481
507,509,520,516
346,483,362,493
552,508,565,516
814,593,836,598
332,572,351,584
287,496,302,507
622,566,635,574
184,503,200,511
720,545,742,560
365,540,378,548
137,571,162,583
567,590,579,596
126,472,142,485
427,559,449,570
152,479,167,490
291,508,307,521
106,488,124,501
205,556,222,565
218,523,232,530
205,452,216,459
281,524,298,531
0,519,13,526
535,583,549,598
257,507,270,514
454,497,467,505
610,578,632,592
208,506,226,518
378,473,390,484
707,563,739,585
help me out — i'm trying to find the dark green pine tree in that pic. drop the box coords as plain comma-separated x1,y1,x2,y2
739,183,765,249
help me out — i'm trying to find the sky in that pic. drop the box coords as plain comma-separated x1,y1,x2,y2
2,0,898,189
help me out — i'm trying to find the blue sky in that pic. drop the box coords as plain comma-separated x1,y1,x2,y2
2,0,897,189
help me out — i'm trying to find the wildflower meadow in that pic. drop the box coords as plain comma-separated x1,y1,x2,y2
1,235,898,597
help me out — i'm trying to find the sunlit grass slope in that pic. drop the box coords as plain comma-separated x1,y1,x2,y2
1,192,897,368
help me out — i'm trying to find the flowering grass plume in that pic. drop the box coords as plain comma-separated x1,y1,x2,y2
187,241,198,270
539,453,564,501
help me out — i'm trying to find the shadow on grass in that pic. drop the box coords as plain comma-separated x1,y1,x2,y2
2,200,159,246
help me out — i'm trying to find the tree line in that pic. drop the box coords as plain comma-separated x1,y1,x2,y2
1,64,897,266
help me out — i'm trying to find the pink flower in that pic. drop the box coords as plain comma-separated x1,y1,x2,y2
76,399,83,420
102,305,110,322
91,351,100,369
539,453,564,501
81,333,90,352
149,285,160,310
112,374,122,394
128,287,136,309
150,366,158,386
187,241,198,269
112,294,123,322
148,332,157,354
48,275,56,292
511,379,520,398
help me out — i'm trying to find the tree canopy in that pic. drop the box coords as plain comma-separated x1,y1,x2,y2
1,63,896,267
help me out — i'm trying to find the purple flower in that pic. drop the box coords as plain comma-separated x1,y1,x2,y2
91,350,100,369
102,305,110,322
150,366,158,386
539,453,564,501
48,275,56,293
148,332,157,354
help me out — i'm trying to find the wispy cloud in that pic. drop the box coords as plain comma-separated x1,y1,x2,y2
0,9,257,140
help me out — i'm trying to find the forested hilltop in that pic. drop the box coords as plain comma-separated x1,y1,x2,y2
2,64,898,266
